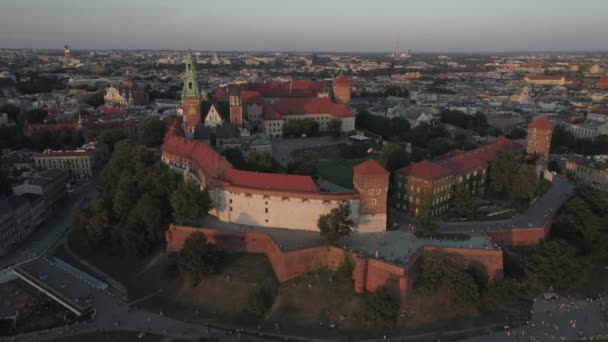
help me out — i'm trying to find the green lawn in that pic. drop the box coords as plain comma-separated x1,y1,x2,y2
291,144,372,189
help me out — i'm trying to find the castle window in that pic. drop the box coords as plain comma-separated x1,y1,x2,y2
230,206,233,212
376,189,381,195
229,199,232,204
265,208,268,213
372,199,377,205
189,82,192,90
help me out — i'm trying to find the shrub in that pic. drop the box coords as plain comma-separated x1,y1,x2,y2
359,289,399,329
337,252,355,279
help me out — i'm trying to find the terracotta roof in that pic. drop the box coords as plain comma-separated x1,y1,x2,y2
398,160,452,180
161,132,324,194
435,152,486,174
222,168,319,193
214,80,327,101
525,75,563,81
529,116,554,130
263,98,353,119
353,159,388,176
240,90,264,105
334,75,351,86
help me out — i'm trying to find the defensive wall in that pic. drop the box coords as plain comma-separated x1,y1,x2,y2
484,215,555,246
166,225,504,306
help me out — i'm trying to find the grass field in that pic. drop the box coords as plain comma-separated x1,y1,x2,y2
290,144,370,189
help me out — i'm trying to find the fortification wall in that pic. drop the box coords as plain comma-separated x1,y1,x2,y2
422,246,504,280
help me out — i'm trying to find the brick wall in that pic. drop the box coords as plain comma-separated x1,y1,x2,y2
166,225,409,304
422,246,504,280
485,215,555,246
166,225,506,306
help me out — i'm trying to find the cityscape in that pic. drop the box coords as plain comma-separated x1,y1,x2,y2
0,1,607,341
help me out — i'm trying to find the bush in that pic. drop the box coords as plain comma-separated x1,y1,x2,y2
245,280,277,318
337,252,355,279
164,252,180,278
359,289,399,329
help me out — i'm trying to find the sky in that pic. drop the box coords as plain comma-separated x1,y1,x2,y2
1,0,607,52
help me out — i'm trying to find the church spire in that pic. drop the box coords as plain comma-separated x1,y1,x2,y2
182,53,200,99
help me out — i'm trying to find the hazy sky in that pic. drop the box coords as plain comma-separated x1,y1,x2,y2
1,0,607,52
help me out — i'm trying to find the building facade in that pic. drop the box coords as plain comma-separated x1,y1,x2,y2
161,133,388,232
565,157,608,195
395,137,521,217
33,142,109,177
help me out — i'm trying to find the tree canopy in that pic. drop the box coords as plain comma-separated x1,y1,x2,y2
378,143,409,173
317,202,355,244
489,150,519,193
171,180,213,225
139,117,166,148
176,232,223,286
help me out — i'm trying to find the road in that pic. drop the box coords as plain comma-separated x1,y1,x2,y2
0,179,98,271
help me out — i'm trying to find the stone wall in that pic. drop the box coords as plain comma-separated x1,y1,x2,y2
166,225,409,303
166,225,505,306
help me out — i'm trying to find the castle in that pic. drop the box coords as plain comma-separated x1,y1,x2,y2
180,53,355,138
162,54,387,232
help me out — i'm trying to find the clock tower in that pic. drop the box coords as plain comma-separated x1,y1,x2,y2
181,54,202,137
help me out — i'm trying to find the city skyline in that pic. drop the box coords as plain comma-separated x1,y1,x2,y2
1,0,607,52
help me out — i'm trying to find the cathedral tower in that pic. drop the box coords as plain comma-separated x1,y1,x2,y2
229,87,243,126
181,54,202,137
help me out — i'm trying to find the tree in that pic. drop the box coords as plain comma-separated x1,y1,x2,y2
547,160,560,173
0,166,9,195
139,117,166,148
427,137,455,157
525,239,585,291
378,143,409,172
222,147,247,170
285,160,318,178
328,118,342,138
360,289,399,329
511,165,539,209
22,108,48,124
177,232,223,286
317,202,355,244
246,151,278,172
171,180,213,225
489,150,519,193
0,103,20,121
84,91,105,108
452,184,475,219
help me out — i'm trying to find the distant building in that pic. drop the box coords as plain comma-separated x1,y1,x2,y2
0,194,45,256
524,75,568,86
565,156,608,195
587,107,608,122
563,120,602,140
104,77,149,107
12,169,68,215
526,116,554,163
596,76,608,90
33,142,109,178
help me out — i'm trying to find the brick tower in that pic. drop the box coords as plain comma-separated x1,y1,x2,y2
353,159,389,232
332,75,352,105
229,87,243,126
526,116,554,164
181,54,202,137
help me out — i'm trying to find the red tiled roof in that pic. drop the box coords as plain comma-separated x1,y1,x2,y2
589,107,608,115
240,90,264,105
29,123,77,132
214,80,328,101
529,116,554,130
162,133,321,194
463,137,522,164
222,168,319,193
334,75,351,86
398,160,452,180
353,159,388,176
263,98,353,119
525,75,563,81
435,152,486,174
